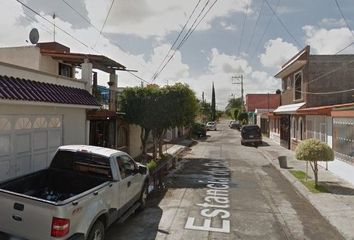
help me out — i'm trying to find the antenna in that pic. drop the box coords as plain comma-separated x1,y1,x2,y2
29,28,39,44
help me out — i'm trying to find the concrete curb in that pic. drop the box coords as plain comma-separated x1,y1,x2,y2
259,147,350,239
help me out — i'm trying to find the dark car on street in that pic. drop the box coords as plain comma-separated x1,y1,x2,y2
241,125,262,146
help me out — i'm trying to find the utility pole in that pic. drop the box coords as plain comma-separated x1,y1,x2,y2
232,75,244,110
53,13,56,42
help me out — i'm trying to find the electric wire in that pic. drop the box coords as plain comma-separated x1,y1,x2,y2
151,0,203,81
16,0,149,85
152,0,212,81
93,0,115,48
237,0,250,56
264,0,301,48
152,0,218,82
251,0,280,62
245,0,265,54
333,0,354,39
15,0,98,53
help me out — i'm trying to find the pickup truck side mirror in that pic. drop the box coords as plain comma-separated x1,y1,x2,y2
138,165,147,175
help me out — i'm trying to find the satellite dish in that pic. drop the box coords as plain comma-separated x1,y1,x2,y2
29,28,39,44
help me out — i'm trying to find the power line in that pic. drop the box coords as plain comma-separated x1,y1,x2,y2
264,0,301,48
245,0,265,54
251,0,280,61
152,0,218,82
15,0,98,53
152,0,212,81
61,0,100,33
94,0,115,48
237,0,250,56
128,71,150,84
151,0,203,81
16,0,150,86
333,0,354,39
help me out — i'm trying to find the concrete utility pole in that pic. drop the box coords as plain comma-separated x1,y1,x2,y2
232,75,244,110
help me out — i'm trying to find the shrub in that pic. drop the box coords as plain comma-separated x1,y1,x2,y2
295,138,334,186
146,160,157,171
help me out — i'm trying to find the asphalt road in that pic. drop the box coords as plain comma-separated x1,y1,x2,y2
105,120,343,240
0,120,344,240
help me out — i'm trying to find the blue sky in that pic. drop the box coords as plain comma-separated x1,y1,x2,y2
2,0,354,109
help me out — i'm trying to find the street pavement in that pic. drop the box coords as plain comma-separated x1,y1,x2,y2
105,120,343,240
0,120,344,240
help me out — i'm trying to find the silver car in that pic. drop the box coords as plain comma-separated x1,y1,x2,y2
206,121,217,131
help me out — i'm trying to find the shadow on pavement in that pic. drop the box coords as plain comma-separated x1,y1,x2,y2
321,182,354,195
105,189,168,240
166,158,233,189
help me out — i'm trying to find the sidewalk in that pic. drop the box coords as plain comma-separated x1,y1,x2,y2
258,137,354,240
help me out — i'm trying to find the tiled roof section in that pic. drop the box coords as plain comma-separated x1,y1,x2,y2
0,75,100,106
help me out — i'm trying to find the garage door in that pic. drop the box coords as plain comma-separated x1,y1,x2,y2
0,115,62,181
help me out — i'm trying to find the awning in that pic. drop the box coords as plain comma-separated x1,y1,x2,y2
273,102,306,114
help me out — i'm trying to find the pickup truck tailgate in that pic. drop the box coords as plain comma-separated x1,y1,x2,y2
0,191,57,240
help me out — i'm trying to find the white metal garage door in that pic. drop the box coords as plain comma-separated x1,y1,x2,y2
0,115,62,181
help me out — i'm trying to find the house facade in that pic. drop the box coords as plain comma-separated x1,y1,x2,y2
272,45,354,185
0,45,101,181
245,93,281,136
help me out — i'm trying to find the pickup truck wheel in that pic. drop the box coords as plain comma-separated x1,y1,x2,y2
137,183,148,212
87,220,105,240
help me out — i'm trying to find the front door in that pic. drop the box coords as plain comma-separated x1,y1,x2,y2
280,115,290,149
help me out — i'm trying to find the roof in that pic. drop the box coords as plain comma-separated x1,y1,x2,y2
297,102,354,116
273,102,306,114
58,145,125,158
274,46,309,78
36,42,126,74
0,75,100,107
41,50,126,74
245,94,281,112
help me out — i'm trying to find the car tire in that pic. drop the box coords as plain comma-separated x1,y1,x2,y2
87,220,105,240
137,183,148,212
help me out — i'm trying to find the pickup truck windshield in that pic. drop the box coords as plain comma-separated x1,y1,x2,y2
51,150,112,179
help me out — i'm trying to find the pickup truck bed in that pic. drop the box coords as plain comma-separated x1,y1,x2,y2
0,168,108,203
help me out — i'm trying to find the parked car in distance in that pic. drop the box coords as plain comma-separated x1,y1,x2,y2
192,122,207,138
206,121,217,131
0,145,149,240
241,125,262,146
229,120,241,130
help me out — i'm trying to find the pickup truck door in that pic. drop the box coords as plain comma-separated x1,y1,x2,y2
118,155,142,204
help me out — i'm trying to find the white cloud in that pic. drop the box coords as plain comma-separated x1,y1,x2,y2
303,25,354,54
259,38,299,68
86,0,251,38
220,21,237,31
185,49,279,109
319,18,346,28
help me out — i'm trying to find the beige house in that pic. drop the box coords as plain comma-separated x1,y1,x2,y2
0,42,126,181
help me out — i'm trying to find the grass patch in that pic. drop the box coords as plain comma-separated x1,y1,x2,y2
289,170,330,193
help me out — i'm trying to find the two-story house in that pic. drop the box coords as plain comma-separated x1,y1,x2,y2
0,41,128,181
272,45,354,184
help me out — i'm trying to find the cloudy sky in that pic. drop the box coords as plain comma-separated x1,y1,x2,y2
2,0,354,109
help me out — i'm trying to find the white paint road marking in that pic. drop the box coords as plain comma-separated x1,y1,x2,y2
184,160,231,233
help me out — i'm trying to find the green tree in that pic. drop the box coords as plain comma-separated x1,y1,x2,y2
121,83,198,160
233,108,239,120
238,112,248,125
295,138,334,187
120,85,158,155
211,82,216,121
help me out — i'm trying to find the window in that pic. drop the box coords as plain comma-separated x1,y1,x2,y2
292,117,297,138
59,63,72,77
287,77,291,89
116,155,136,179
293,71,303,100
298,118,304,140
282,79,287,92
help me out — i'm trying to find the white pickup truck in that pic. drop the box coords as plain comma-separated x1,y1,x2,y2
0,145,149,240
